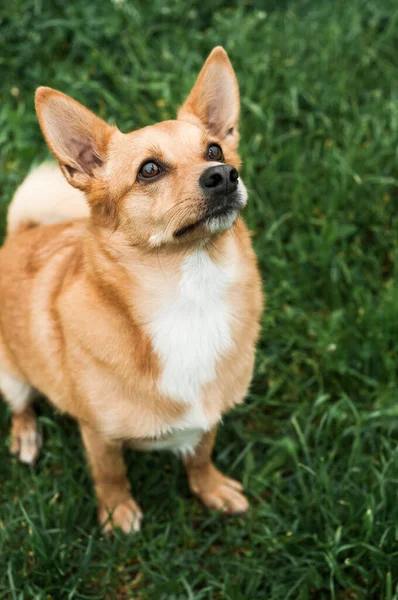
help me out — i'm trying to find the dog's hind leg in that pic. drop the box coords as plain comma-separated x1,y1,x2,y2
0,371,42,466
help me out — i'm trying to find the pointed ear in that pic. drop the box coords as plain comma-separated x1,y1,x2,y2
35,87,114,191
177,47,240,147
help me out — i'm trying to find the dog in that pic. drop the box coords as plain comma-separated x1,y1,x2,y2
0,47,262,533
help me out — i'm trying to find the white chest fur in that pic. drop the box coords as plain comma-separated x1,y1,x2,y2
147,250,236,449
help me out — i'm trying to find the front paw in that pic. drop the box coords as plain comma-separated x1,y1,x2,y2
189,465,249,515
10,411,42,466
99,497,143,534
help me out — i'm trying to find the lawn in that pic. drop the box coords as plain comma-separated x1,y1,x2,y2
1,0,398,598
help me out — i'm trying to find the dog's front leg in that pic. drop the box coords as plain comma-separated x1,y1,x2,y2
80,424,142,534
184,427,249,515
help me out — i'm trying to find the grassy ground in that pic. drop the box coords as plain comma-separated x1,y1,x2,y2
1,0,398,597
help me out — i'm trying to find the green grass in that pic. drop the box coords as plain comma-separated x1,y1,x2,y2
1,0,398,597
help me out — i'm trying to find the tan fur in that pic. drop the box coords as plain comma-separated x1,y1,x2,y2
0,47,262,533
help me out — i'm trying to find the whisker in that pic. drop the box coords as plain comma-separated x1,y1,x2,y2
160,197,194,220
156,246,166,278
231,220,244,247
207,239,226,259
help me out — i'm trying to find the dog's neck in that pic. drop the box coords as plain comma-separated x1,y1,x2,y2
82,220,236,307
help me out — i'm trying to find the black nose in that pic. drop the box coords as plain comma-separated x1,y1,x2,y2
199,165,239,196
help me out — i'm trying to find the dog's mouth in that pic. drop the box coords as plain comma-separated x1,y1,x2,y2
174,197,241,239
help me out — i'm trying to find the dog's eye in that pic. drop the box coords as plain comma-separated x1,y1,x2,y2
207,144,224,162
139,161,162,179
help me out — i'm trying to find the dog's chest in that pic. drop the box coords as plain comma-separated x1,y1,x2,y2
146,250,236,446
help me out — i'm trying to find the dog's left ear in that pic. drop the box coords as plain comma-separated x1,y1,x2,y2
35,87,114,192
177,47,240,148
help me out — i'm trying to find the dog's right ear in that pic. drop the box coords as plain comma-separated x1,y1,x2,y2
35,87,114,191
177,47,240,149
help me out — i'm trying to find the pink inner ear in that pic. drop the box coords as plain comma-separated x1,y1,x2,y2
207,96,232,137
68,137,102,174
194,65,238,138
77,142,103,173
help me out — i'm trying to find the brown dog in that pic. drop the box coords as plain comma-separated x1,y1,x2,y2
0,47,262,533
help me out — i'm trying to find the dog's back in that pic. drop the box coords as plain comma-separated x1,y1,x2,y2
7,162,89,235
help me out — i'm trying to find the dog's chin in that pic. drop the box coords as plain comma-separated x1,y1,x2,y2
173,205,239,239
204,206,240,234
174,186,247,239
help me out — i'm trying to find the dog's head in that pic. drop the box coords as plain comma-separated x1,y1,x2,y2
35,47,247,247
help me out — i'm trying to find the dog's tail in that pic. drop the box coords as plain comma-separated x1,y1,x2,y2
7,162,89,235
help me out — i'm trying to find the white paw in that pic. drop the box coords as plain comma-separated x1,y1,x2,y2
11,424,42,466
